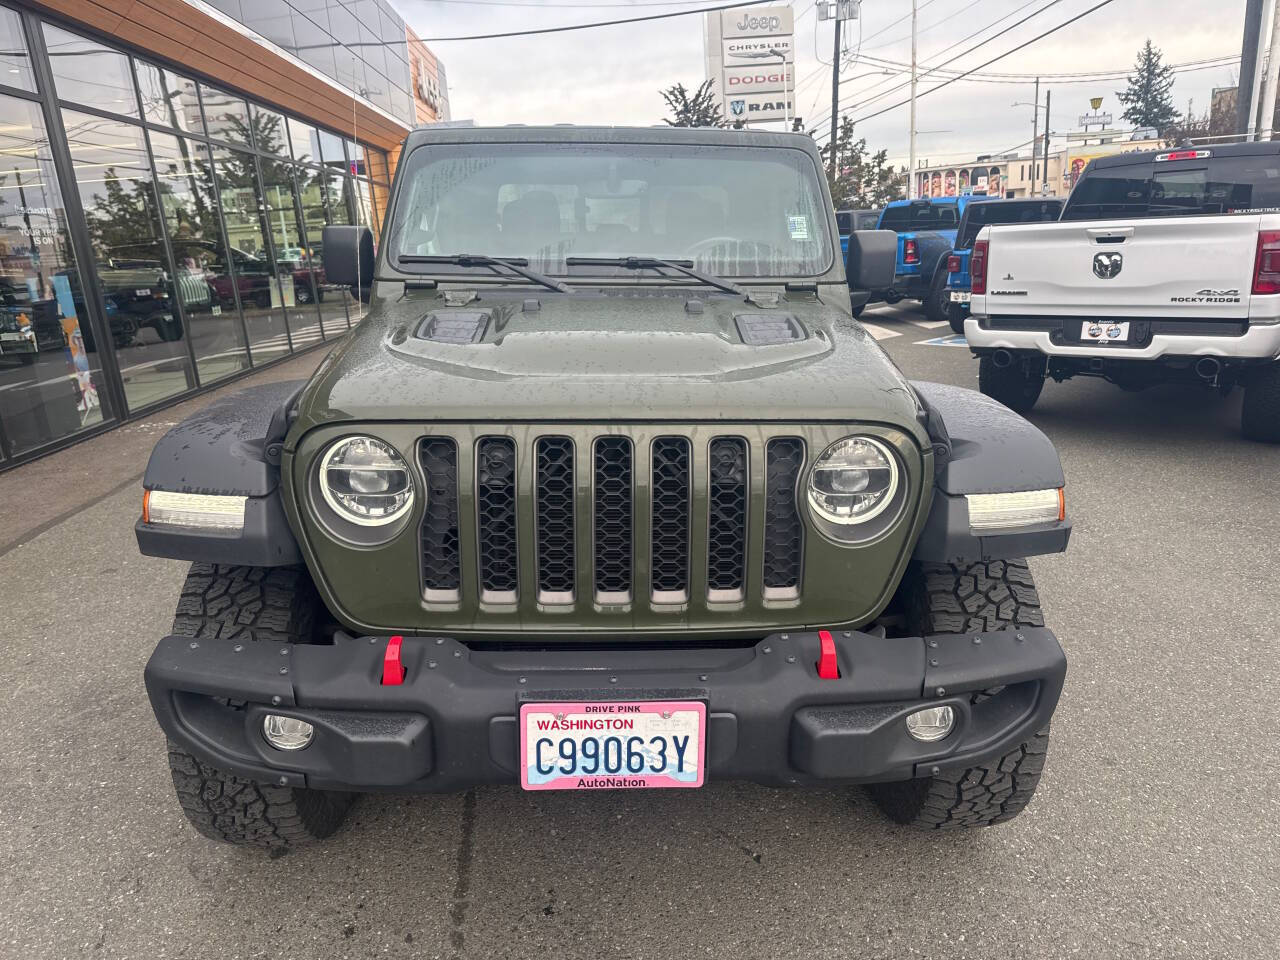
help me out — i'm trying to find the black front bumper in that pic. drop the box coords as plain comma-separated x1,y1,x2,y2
145,629,1066,793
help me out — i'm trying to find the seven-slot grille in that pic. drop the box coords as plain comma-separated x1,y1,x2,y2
417,433,805,606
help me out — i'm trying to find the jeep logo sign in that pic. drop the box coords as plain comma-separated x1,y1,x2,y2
735,13,782,31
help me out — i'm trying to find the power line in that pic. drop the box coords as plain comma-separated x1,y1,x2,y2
847,0,1120,128
415,0,723,6
416,0,767,41
809,0,1071,130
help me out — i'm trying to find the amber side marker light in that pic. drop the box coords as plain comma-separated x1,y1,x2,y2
143,489,247,532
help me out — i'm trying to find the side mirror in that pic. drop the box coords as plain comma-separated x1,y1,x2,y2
321,225,374,291
845,229,896,292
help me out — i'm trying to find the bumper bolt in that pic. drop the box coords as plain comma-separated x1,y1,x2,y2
927,639,938,648
762,645,772,654
972,637,982,645
271,695,282,706
518,676,527,684
609,676,618,684
188,642,198,649
233,644,243,653
1016,633,1025,642
278,776,288,786
453,650,462,658
369,638,377,644
279,667,288,675
781,634,789,640
428,660,437,669
435,637,445,645
934,686,945,697
280,647,289,656
786,655,796,664
930,658,938,667
698,674,708,682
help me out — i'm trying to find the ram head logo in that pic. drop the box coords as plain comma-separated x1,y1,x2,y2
1092,252,1123,279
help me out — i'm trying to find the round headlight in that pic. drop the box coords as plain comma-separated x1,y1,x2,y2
807,436,899,525
319,436,414,525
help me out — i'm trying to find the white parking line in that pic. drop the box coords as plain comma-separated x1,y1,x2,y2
910,319,951,329
859,321,902,341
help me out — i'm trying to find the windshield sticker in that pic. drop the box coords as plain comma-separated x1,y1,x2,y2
787,215,810,240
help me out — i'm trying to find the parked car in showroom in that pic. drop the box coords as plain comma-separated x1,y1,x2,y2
965,142,1280,441
135,126,1071,849
945,197,1064,334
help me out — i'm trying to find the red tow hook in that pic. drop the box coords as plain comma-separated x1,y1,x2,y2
382,635,406,685
817,629,840,679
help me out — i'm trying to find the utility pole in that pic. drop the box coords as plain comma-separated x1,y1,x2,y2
1031,77,1040,160
908,0,918,198
1239,0,1266,136
1260,0,1280,140
1041,89,1051,195
829,14,842,179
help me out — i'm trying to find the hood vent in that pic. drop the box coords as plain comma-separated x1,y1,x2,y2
735,313,806,346
416,311,490,344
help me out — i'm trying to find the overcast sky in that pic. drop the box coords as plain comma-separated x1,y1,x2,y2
400,0,1249,167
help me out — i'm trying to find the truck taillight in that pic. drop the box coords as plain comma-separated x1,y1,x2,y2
970,240,988,295
1253,231,1280,294
904,238,919,264
947,255,961,273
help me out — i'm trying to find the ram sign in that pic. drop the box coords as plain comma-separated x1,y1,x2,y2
705,5,794,124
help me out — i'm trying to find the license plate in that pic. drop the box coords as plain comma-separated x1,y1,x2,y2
949,291,971,303
520,700,706,791
0,331,21,341
135,288,151,297
1081,320,1130,343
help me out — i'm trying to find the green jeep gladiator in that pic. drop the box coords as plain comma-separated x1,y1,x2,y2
136,126,1070,848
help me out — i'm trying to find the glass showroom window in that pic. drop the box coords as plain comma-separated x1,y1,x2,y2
0,4,36,94
209,142,291,363
149,131,250,384
259,152,324,351
201,84,252,149
61,109,195,411
42,23,139,118
294,164,348,337
0,94,112,457
135,60,203,137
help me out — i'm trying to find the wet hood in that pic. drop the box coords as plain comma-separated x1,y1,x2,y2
295,285,926,436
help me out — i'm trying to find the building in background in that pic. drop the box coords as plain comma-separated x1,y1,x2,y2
913,129,1162,199
408,27,451,125
0,0,447,469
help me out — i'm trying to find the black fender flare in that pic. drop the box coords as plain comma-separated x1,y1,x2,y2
135,380,306,566
910,380,1071,563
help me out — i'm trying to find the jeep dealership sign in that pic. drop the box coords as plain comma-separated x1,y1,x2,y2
705,5,794,124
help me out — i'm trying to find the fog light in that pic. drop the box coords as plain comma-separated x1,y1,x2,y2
263,714,314,751
905,705,955,742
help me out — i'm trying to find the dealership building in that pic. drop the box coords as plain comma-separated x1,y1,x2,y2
0,0,447,468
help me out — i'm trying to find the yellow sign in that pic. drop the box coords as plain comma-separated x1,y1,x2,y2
1090,97,1103,110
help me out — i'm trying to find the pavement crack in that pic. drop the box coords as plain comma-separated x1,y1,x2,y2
448,788,477,958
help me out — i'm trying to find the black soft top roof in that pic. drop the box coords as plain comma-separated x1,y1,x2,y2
404,124,819,153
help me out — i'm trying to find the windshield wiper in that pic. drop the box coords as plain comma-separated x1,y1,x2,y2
398,253,573,293
565,255,746,299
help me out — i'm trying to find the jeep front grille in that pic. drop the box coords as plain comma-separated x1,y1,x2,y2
417,429,808,610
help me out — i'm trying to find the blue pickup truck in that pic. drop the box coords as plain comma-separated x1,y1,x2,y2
874,196,984,323
836,208,882,261
943,197,1064,334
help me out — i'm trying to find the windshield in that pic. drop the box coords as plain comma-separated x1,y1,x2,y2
387,142,833,278
1062,156,1280,220
878,202,958,231
956,200,1063,248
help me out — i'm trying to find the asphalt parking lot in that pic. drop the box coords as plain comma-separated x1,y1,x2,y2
2,302,1277,960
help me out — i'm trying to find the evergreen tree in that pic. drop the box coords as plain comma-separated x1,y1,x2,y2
819,116,905,208
1117,39,1181,133
660,80,726,128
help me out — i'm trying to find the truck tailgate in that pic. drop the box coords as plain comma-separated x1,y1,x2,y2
982,216,1262,319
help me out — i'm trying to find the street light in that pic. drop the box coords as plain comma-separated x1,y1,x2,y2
768,46,790,126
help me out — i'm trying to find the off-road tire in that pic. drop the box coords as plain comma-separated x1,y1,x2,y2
168,741,354,848
925,269,950,324
851,303,865,318
979,354,1045,414
1241,361,1280,443
865,560,1051,829
166,563,356,848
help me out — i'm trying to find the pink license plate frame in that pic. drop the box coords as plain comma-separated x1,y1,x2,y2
519,700,706,791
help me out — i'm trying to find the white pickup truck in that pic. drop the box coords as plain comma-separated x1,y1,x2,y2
965,142,1280,442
